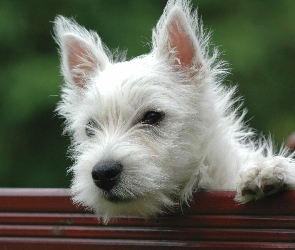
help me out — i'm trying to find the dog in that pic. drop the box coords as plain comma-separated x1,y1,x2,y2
53,0,295,223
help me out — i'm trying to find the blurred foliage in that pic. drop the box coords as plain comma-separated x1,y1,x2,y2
0,0,294,187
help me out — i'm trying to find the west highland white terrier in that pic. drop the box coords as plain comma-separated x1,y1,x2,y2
54,0,295,222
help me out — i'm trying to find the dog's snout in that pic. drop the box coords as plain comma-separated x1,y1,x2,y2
92,161,123,191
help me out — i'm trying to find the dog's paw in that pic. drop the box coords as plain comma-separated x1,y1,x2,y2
235,156,295,203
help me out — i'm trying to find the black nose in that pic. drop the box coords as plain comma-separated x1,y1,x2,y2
91,161,123,191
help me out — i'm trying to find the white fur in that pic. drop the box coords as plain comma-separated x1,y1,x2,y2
53,0,295,223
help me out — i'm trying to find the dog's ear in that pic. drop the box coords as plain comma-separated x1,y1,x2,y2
54,16,109,88
153,5,203,71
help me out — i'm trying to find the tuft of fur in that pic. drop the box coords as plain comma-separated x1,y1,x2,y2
53,0,295,223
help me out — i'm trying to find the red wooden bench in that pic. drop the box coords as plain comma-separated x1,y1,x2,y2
0,188,295,249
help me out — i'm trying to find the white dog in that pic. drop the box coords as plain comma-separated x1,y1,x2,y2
54,0,295,223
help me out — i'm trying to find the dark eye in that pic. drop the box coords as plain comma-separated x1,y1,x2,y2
86,119,98,137
141,111,163,125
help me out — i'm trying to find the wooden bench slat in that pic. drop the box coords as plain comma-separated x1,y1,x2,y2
0,189,75,213
1,237,295,249
156,215,295,229
1,213,295,229
1,225,295,242
1,188,295,215
0,213,97,226
188,191,295,215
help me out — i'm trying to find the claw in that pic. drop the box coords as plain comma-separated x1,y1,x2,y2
279,183,288,191
261,180,266,189
263,184,275,194
242,188,256,196
246,189,256,195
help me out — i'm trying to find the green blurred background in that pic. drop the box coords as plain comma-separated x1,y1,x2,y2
0,0,294,188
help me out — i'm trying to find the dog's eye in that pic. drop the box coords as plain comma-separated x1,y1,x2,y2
86,119,98,137
141,111,163,125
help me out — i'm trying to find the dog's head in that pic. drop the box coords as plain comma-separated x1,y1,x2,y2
54,0,223,222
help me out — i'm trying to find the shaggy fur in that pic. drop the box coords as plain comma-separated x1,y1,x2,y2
53,0,295,223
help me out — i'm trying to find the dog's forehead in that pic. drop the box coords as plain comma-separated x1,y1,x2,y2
95,60,145,95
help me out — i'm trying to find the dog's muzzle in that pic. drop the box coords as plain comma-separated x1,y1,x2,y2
91,161,123,192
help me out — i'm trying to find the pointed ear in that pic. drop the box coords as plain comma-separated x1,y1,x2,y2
54,16,109,88
154,6,203,70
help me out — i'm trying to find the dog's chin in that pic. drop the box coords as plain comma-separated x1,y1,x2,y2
101,191,136,204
